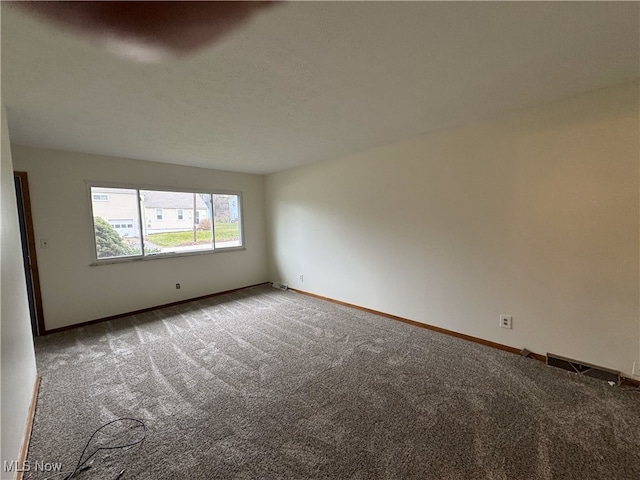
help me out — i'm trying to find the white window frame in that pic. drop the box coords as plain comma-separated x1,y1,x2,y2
177,209,184,220
155,208,164,221
87,181,244,265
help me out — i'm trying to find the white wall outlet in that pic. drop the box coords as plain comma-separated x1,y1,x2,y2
299,274,304,282
40,238,49,248
499,314,512,329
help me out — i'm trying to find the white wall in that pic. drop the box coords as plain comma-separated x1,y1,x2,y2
265,82,640,377
11,147,268,330
1,106,38,478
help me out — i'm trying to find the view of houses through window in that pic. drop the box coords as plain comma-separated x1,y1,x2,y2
90,186,242,261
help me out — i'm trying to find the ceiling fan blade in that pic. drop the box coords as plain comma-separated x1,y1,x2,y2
14,1,276,61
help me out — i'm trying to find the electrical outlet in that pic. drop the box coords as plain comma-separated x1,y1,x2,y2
499,314,512,329
176,283,181,290
299,274,304,282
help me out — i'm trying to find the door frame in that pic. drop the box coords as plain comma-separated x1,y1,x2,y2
14,171,46,336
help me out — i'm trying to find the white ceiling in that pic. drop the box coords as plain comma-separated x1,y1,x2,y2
2,2,639,175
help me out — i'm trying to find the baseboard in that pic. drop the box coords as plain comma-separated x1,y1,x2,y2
621,376,640,388
16,376,40,480
45,282,270,335
288,288,548,362
288,288,640,387
41,283,639,388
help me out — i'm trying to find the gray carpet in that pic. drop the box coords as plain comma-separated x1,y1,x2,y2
26,285,640,479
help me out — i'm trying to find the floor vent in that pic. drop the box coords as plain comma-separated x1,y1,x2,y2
271,282,288,291
546,353,620,384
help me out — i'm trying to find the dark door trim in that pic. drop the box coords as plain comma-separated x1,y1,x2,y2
14,171,46,336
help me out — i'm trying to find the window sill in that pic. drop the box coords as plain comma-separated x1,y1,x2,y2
90,246,246,266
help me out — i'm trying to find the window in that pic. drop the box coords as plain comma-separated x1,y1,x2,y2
90,188,142,260
89,185,243,263
212,194,241,249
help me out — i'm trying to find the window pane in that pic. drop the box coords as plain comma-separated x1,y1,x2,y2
140,190,213,255
212,194,241,248
91,187,142,259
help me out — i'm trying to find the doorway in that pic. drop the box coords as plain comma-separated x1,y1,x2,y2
14,171,45,336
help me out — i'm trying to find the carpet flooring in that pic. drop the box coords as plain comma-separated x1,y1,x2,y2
26,285,640,479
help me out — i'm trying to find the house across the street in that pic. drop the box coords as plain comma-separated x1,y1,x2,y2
140,190,209,233
91,187,214,236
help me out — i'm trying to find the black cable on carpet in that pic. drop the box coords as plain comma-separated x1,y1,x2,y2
26,418,146,480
